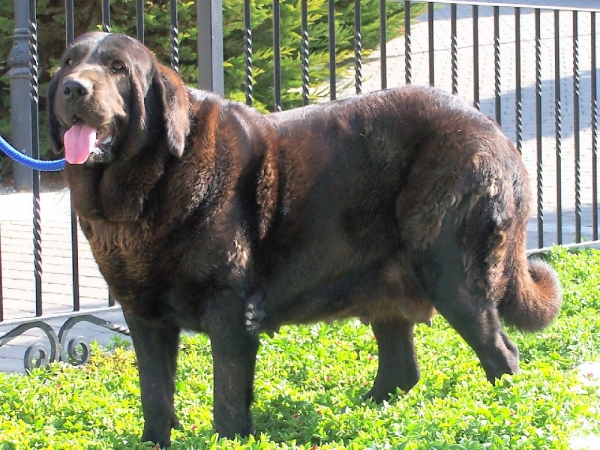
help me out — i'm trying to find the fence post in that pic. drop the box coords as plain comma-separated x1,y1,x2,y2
6,0,33,191
197,0,224,95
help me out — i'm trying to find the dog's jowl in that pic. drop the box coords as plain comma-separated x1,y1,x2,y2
48,32,562,447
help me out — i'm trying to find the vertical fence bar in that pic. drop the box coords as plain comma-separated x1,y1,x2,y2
170,0,179,73
328,0,336,100
65,0,74,44
592,13,598,241
494,6,501,125
301,0,309,105
0,224,2,320
473,5,479,109
28,0,43,316
105,0,114,308
354,0,362,95
102,0,111,32
515,8,523,153
405,1,412,85
380,0,387,90
450,3,457,95
137,0,144,43
573,11,582,243
272,0,281,111
70,212,80,310
428,3,434,87
535,8,543,248
28,1,38,165
244,0,253,106
65,0,80,311
554,10,563,244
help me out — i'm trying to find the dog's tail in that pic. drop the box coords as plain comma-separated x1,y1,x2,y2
498,257,562,332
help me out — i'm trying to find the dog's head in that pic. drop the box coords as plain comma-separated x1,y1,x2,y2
48,32,190,165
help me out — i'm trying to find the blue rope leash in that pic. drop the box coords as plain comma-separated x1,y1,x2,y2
0,134,65,171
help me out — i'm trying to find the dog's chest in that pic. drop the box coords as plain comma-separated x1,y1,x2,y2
83,219,158,287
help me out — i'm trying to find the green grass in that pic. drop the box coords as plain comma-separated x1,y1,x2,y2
1,247,599,449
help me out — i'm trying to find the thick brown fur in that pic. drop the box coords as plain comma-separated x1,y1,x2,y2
48,33,562,447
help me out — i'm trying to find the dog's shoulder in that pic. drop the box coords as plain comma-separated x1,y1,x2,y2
187,88,269,135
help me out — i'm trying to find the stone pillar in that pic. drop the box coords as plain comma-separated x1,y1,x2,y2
197,0,225,95
7,0,33,191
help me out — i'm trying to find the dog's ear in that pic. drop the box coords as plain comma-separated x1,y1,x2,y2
152,64,190,158
47,71,64,154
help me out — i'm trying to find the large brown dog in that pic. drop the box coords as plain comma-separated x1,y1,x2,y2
48,32,561,447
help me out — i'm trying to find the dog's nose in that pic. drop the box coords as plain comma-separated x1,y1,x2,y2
62,78,92,101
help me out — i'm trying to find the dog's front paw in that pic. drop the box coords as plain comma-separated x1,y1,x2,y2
245,292,266,334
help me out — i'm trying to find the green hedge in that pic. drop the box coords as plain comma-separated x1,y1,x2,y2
0,0,426,162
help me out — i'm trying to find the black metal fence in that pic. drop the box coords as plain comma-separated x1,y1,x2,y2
0,0,599,371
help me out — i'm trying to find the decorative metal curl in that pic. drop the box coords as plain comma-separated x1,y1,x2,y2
65,336,92,366
0,313,130,372
58,314,130,366
24,342,52,369
0,321,60,371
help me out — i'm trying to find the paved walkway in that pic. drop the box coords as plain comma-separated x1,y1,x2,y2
0,3,598,384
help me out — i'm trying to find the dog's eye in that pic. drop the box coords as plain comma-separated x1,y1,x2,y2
65,59,74,66
112,61,125,72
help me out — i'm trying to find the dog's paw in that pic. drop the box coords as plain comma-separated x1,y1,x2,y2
245,292,266,333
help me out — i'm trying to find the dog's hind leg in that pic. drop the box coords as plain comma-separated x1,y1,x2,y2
411,218,520,384
364,317,420,402
124,312,181,448
432,288,520,384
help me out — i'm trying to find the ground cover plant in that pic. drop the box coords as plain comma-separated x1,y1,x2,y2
0,247,598,449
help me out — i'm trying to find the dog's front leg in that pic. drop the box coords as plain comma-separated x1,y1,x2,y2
124,311,181,448
204,292,260,439
364,317,421,402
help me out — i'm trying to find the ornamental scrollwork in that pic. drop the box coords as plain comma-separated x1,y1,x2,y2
0,314,130,372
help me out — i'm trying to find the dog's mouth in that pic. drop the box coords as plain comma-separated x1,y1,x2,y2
63,119,114,165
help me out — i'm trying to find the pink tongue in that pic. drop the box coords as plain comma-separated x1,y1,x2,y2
64,123,97,164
